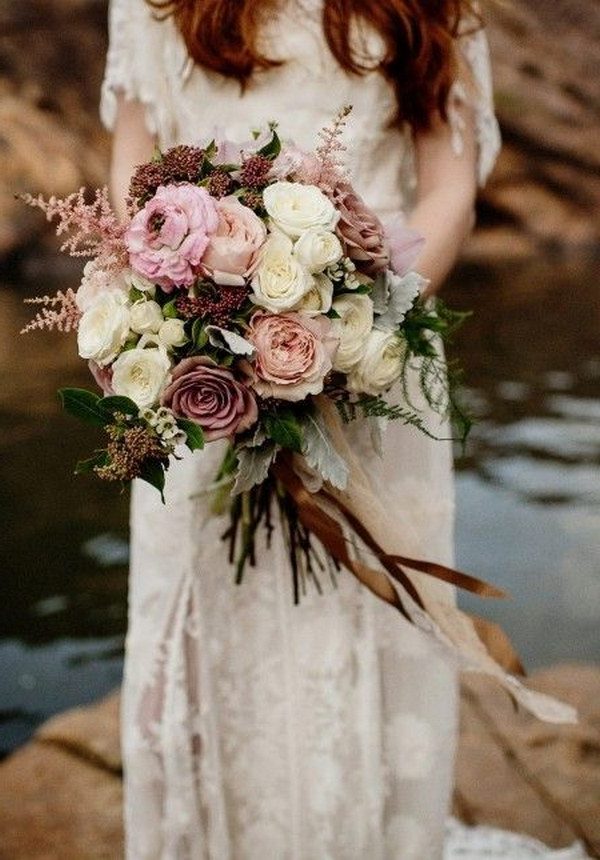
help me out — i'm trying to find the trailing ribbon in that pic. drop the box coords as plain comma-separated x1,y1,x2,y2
273,398,577,726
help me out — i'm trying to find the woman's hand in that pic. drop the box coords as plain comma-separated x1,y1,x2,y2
409,100,478,296
109,95,157,219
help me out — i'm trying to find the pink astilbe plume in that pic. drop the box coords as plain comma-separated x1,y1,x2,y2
312,104,353,189
19,186,129,268
21,289,82,334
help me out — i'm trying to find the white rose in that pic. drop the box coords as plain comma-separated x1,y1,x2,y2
77,290,131,366
294,228,343,273
263,181,339,238
347,329,406,395
111,347,171,408
251,233,314,312
129,300,164,335
293,274,333,315
76,262,129,312
158,318,188,348
126,270,156,295
330,293,374,373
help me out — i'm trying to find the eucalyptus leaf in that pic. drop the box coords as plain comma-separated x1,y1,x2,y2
301,411,349,489
59,388,110,427
233,443,278,494
205,325,256,357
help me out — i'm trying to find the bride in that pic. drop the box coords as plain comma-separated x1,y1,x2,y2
99,1,585,858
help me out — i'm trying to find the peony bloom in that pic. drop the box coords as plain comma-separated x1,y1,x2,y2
263,181,339,238
125,184,219,292
332,182,390,275
330,293,374,373
77,290,131,366
347,329,406,395
251,233,314,313
111,347,172,408
245,311,338,401
201,196,267,286
161,357,258,441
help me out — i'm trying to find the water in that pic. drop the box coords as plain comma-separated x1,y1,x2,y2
0,255,598,756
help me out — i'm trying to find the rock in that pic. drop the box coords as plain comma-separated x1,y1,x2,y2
0,742,123,859
0,665,598,857
36,692,122,775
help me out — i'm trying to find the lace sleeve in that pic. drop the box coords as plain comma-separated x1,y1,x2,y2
100,0,167,136
447,24,502,187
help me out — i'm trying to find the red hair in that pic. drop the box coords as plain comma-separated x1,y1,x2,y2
147,0,479,131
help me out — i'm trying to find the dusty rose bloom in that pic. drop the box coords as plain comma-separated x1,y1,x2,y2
245,311,338,402
125,184,219,292
332,182,390,275
385,214,425,276
161,357,257,441
201,196,267,286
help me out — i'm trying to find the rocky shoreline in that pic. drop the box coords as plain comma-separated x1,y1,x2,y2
0,0,599,266
0,665,598,858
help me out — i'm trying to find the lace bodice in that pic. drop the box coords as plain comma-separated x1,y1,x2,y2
101,0,501,211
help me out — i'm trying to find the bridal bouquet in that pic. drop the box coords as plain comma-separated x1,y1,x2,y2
19,109,578,723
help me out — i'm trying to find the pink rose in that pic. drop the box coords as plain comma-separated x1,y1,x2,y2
332,182,390,275
201,196,267,286
160,357,257,441
246,311,338,402
125,184,219,292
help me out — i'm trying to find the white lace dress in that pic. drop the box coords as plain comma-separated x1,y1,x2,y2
99,2,587,859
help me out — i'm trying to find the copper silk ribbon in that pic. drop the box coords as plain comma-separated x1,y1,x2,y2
272,400,577,725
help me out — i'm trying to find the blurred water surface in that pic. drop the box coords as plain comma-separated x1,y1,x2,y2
0,255,598,755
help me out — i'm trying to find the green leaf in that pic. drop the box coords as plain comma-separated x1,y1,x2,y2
326,308,341,319
204,139,217,160
101,395,139,417
257,129,282,161
74,451,109,474
162,299,179,319
177,419,205,452
139,460,166,503
264,411,303,453
59,388,110,427
128,286,145,304
151,145,164,163
192,319,208,349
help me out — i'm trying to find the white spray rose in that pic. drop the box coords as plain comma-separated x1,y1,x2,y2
263,181,339,238
77,290,131,366
294,228,343,273
76,262,129,312
129,300,164,335
293,274,334,315
126,270,156,295
347,329,406,395
330,293,374,373
158,318,188,348
111,347,171,408
251,233,314,312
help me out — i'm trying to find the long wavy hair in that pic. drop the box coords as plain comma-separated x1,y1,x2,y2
146,0,480,131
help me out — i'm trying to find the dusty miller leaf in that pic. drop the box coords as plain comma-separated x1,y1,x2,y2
205,325,256,357
301,411,349,489
374,271,428,332
233,443,278,494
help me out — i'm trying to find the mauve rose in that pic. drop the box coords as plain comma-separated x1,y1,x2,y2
246,311,338,402
385,214,425,276
125,184,219,292
332,182,390,275
201,196,267,286
161,357,257,441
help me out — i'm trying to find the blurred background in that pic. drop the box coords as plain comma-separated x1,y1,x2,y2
0,0,599,764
